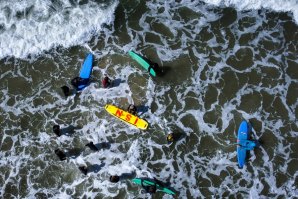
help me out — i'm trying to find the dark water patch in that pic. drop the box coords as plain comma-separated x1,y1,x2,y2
3,182,18,198
287,159,298,176
261,67,282,87
203,109,219,125
286,60,298,79
259,38,282,52
185,92,200,110
145,32,162,44
150,21,174,39
197,26,213,42
272,97,289,120
220,69,239,102
1,137,13,151
245,68,261,85
249,118,263,134
181,114,199,133
113,3,130,45
239,91,262,113
7,77,32,95
226,47,254,70
283,21,298,42
177,6,202,23
218,7,237,27
204,86,218,110
239,32,258,46
126,1,147,31
286,82,298,106
238,16,257,31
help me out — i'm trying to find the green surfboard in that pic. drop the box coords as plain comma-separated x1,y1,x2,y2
128,51,157,77
132,178,175,195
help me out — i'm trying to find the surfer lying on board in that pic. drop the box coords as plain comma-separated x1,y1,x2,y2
102,75,112,88
127,104,137,115
141,180,157,194
71,77,89,90
148,63,159,73
238,140,259,150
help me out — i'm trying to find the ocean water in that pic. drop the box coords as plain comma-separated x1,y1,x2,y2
0,0,297,198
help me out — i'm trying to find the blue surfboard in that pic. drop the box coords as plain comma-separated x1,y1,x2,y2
80,53,93,79
237,121,249,169
77,53,93,90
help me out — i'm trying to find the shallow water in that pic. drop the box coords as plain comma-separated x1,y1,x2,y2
0,0,297,198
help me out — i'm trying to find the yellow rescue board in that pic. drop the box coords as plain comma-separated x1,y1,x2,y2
105,104,148,130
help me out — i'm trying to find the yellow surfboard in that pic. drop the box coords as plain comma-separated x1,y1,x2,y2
104,104,148,130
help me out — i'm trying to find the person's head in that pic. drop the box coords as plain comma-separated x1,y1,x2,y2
148,186,156,193
53,125,61,136
55,149,66,160
167,133,174,142
109,175,120,183
61,86,70,97
79,166,88,175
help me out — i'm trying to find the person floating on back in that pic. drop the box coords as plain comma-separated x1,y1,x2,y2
55,149,67,161
110,175,120,183
102,75,112,88
53,125,62,137
127,104,137,115
85,142,99,151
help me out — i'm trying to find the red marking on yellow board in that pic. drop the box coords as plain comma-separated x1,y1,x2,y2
104,104,148,130
133,118,138,125
115,109,123,117
125,114,132,121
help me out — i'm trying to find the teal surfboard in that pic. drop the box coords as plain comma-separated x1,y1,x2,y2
132,178,175,195
128,51,156,77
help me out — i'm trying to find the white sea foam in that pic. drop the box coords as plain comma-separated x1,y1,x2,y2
203,0,298,23
0,0,118,59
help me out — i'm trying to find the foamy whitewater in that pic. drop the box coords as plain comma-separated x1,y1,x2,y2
0,0,297,198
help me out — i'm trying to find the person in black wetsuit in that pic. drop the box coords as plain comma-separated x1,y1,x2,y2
79,166,88,175
71,77,89,90
127,104,137,115
61,86,72,97
55,149,67,161
85,142,99,151
109,175,120,183
53,125,62,137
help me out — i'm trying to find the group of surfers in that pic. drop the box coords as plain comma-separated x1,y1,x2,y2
53,74,177,195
